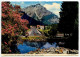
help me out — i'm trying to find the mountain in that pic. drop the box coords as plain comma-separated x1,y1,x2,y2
20,11,43,25
22,4,59,25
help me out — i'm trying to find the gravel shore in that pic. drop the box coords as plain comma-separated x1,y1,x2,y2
27,47,78,54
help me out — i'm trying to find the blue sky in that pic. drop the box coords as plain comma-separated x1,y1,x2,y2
11,1,63,17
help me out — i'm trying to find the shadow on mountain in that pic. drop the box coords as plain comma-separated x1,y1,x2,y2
19,11,43,25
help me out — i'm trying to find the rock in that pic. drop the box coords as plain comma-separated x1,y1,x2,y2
22,4,59,25
69,50,78,54
63,49,69,54
59,49,63,54
49,47,55,53
27,47,78,54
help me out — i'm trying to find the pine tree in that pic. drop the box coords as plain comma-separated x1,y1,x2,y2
58,2,78,36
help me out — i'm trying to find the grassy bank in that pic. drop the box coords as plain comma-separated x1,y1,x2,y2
20,36,48,41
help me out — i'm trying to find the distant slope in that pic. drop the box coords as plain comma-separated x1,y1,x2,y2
20,11,43,25
22,4,59,25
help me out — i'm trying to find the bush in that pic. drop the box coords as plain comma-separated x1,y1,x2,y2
2,2,29,53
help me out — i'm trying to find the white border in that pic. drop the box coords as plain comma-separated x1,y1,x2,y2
0,0,80,57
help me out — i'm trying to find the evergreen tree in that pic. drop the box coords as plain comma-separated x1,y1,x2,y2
58,2,78,36
58,2,78,49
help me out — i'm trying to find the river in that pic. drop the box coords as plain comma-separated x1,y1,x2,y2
17,41,65,54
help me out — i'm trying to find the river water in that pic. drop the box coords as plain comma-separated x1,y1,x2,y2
17,41,62,54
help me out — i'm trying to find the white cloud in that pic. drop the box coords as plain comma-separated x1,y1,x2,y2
53,10,60,17
44,3,60,10
43,3,61,17
21,2,24,4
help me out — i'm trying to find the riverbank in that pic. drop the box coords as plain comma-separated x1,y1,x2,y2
20,35,48,41
27,47,78,54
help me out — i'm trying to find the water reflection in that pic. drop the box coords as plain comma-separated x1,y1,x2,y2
17,43,37,54
17,41,59,54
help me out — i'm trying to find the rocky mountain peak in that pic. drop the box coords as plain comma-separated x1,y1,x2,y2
22,4,59,25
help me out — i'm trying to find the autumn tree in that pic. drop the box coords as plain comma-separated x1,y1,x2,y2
2,2,29,53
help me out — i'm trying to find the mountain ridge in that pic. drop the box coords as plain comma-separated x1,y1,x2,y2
22,4,59,25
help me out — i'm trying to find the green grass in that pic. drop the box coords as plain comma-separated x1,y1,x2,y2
27,29,31,32
20,36,47,41
21,37,27,40
38,29,50,33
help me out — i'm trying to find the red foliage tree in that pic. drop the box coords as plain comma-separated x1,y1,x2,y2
2,2,29,53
